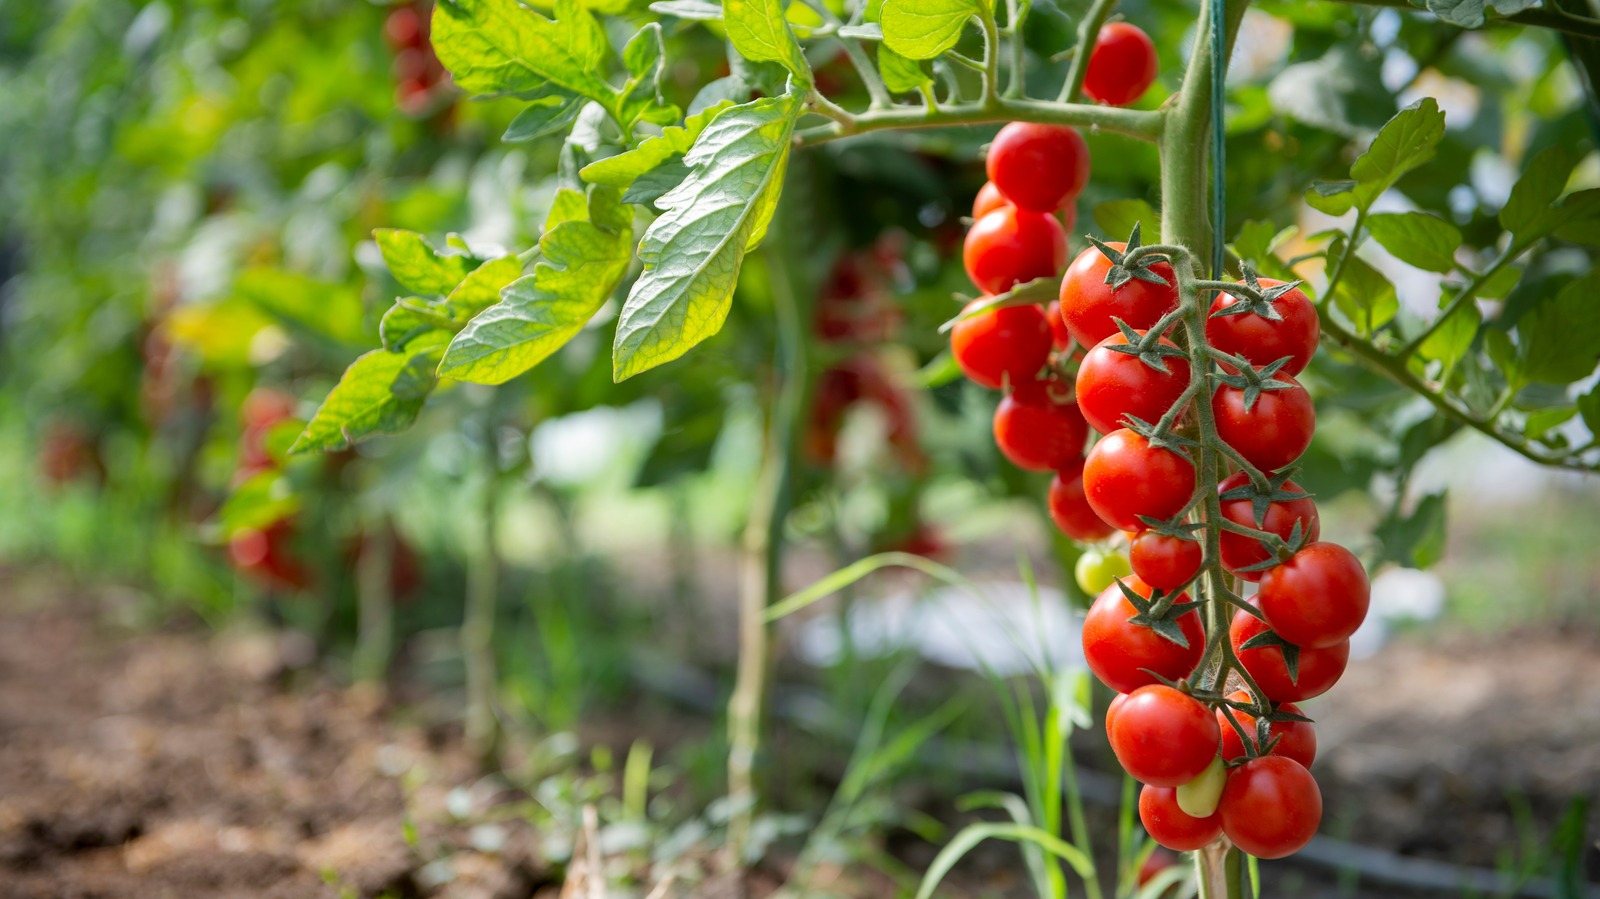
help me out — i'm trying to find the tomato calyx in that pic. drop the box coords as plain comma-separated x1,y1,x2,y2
1210,356,1297,413
1114,577,1204,648
1228,517,1310,576
1086,224,1173,291
1122,413,1201,457
1206,267,1305,322
1104,318,1189,375
1218,467,1312,528
1238,627,1304,684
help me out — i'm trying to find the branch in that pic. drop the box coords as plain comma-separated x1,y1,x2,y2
1057,0,1122,103
796,0,894,109
1397,238,1533,358
795,97,1166,146
1324,0,1600,40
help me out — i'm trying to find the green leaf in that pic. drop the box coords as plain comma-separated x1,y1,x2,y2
504,91,585,142
623,159,693,207
431,0,616,106
1330,252,1398,336
581,100,735,190
1408,0,1538,28
1500,145,1579,239
1092,200,1162,246
1417,299,1480,374
1485,327,1521,389
612,91,805,381
290,334,450,454
218,470,301,537
380,255,526,351
1475,264,1521,300
1515,270,1600,385
650,0,723,19
880,0,984,61
914,822,1094,899
723,0,812,86
374,229,476,296
1577,387,1600,438
235,269,367,346
1375,490,1447,570
1267,45,1396,140
439,188,634,384
877,43,932,94
1304,98,1446,216
1367,212,1461,273
1229,220,1297,268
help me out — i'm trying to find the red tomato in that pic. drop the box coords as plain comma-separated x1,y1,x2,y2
1058,243,1180,350
950,301,1054,390
1230,610,1349,703
1045,300,1072,351
1048,460,1117,542
972,181,1008,219
229,519,313,590
1129,531,1203,591
1257,542,1370,648
985,123,1090,213
1140,785,1223,852
384,5,426,51
1109,684,1220,786
1082,429,1195,532
243,388,296,429
993,379,1089,472
963,206,1068,295
1216,471,1320,581
1138,848,1182,886
1081,576,1204,694
1106,691,1128,737
1219,756,1322,859
1207,279,1320,377
1075,330,1191,435
1083,22,1160,107
1211,374,1315,472
1217,690,1317,769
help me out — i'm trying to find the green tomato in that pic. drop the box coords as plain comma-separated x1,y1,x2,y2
1074,549,1131,595
1176,753,1226,818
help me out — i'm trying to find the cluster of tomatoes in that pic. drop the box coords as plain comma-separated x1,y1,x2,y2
227,389,316,590
384,1,452,118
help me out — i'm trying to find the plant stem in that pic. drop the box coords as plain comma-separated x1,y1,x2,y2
1057,0,1121,102
464,390,503,770
795,97,1166,145
1397,239,1530,358
1323,0,1600,40
1004,0,1027,99
980,7,1002,106
796,0,893,108
353,520,395,684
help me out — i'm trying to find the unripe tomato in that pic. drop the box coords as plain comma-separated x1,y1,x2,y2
1219,756,1322,859
972,181,1008,219
1075,330,1191,435
1048,460,1117,542
993,379,1089,471
1257,542,1370,648
1082,429,1195,532
1230,610,1349,703
1045,300,1072,351
1216,471,1320,581
1211,374,1315,472
985,123,1090,213
1207,279,1320,377
1075,548,1131,595
1082,576,1203,693
1108,684,1220,786
1129,531,1203,591
963,206,1068,295
1140,786,1221,852
950,301,1054,390
1217,690,1317,769
1058,243,1180,350
1083,22,1160,107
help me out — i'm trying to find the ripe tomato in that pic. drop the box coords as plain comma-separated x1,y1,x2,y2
1081,576,1204,693
1139,785,1222,852
1083,22,1159,107
973,181,1008,219
1129,531,1202,591
950,301,1054,390
1109,684,1220,786
1058,243,1180,350
1257,542,1370,649
993,379,1089,471
963,206,1068,295
1207,280,1320,377
1216,471,1320,580
1211,374,1315,472
385,5,426,51
1105,691,1128,736
1217,690,1317,769
1075,331,1191,435
985,123,1090,213
1218,756,1322,859
1230,610,1349,703
1048,460,1117,542
229,519,313,590
1045,300,1072,351
1082,429,1195,532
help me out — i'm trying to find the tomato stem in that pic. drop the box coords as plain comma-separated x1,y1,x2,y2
1056,0,1122,103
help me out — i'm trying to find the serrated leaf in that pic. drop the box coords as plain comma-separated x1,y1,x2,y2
1516,270,1600,385
290,334,450,454
1330,253,1398,336
504,92,585,142
650,0,723,19
1417,299,1479,373
878,43,932,93
623,158,693,207
723,0,812,86
1092,200,1163,246
432,0,616,107
374,229,476,296
880,0,984,61
581,100,735,190
1303,99,1446,216
1229,220,1297,268
1367,212,1462,273
1500,145,1580,239
612,91,805,381
439,188,633,384
1485,327,1521,388
1475,265,1521,300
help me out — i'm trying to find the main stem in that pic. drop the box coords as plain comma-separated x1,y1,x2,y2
464,391,503,769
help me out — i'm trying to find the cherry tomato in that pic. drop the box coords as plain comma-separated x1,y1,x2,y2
1082,576,1204,693
1216,471,1320,581
1058,243,1181,350
973,181,1008,219
1106,691,1128,736
1075,330,1191,435
1129,531,1202,591
993,378,1089,471
1217,690,1317,769
963,206,1068,295
985,122,1090,213
1109,684,1220,786
1257,542,1370,649
1076,548,1131,595
1140,785,1223,852
1138,848,1183,886
1219,756,1322,859
384,5,426,51
1082,429,1195,532
1083,22,1159,107
1211,374,1315,472
1207,279,1320,377
1230,610,1349,703
229,519,313,590
950,301,1054,390
1048,460,1117,542
1045,300,1072,351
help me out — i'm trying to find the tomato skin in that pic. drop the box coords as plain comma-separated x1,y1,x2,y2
1048,460,1118,542
1139,785,1223,852
1076,331,1191,435
993,380,1089,472
1076,548,1131,595
1081,576,1204,693
963,206,1068,295
973,181,1008,219
229,519,313,591
950,301,1054,390
1216,471,1320,581
1211,374,1315,472
1257,542,1370,649
1207,279,1320,378
1058,243,1181,350
1109,684,1221,786
1083,23,1160,107
1105,691,1128,736
1217,690,1317,769
1230,610,1349,703
1219,756,1322,859
1130,531,1203,591
1082,429,1195,532
1045,300,1072,352
985,123,1090,213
